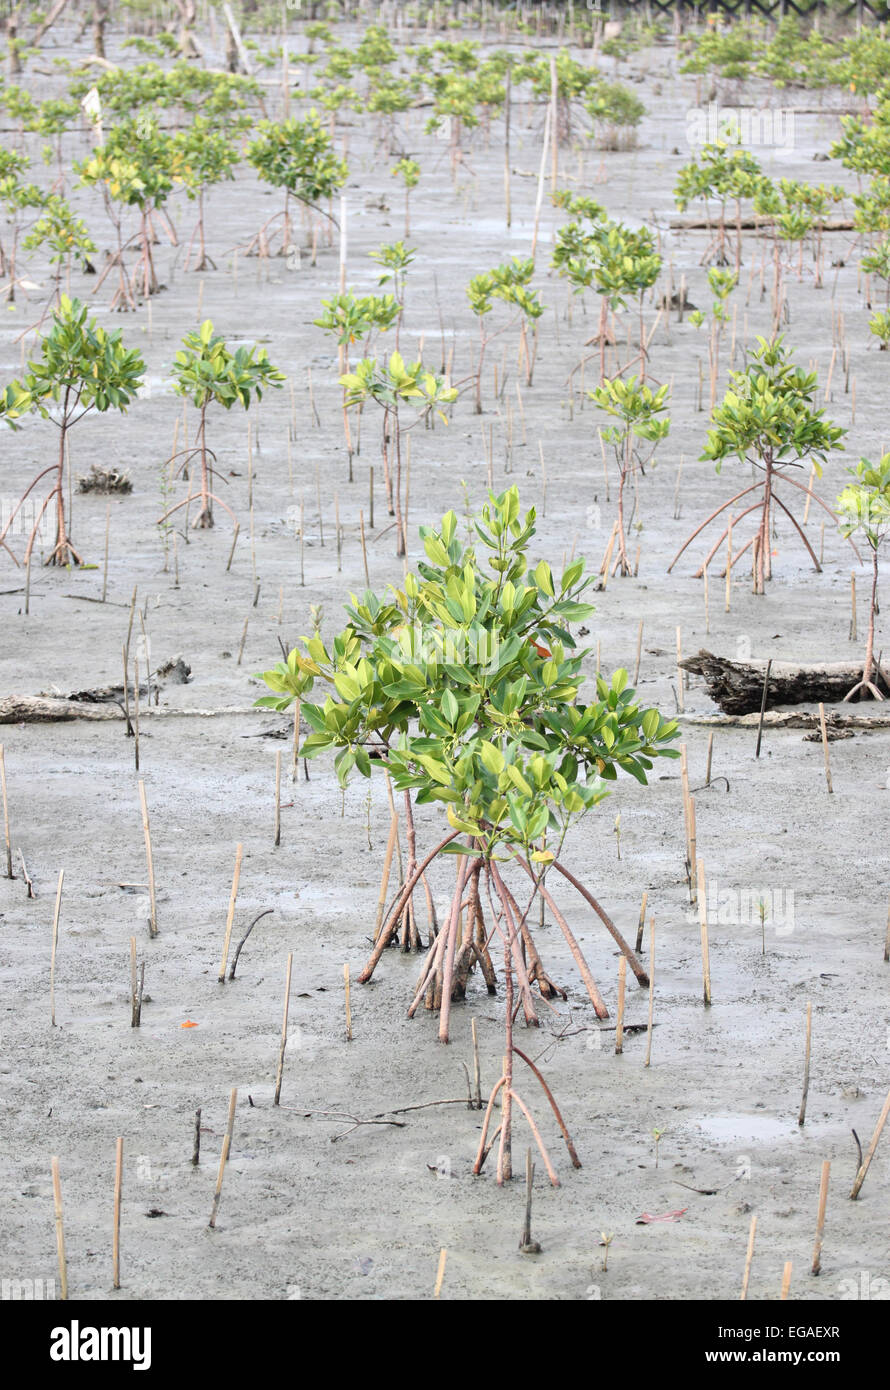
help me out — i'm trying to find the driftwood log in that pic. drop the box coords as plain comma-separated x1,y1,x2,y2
0,697,259,724
680,650,889,715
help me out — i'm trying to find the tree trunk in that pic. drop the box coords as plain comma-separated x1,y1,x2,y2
680,649,889,715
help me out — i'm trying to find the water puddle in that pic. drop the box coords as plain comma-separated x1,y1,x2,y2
692,1113,799,1145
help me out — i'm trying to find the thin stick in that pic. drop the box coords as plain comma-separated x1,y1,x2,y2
192,1108,202,1166
530,102,551,260
208,1088,237,1228
740,1214,757,1300
291,698,301,784
676,626,684,712
273,952,293,1105
780,1262,792,1300
50,868,64,1026
850,572,857,642
344,962,353,1041
0,744,12,879
633,620,643,686
818,702,833,794
51,1156,68,1300
850,1083,890,1198
130,937,138,1027
811,1160,830,1276
102,501,110,603
705,732,714,786
471,1018,481,1108
635,889,648,954
725,517,733,610
112,1136,123,1289
236,614,249,666
373,812,398,940
359,509,370,587
798,1001,812,1127
138,780,158,938
433,1248,447,1299
274,750,282,847
615,955,626,1054
217,844,243,983
519,1147,536,1250
644,916,655,1067
755,659,772,758
697,859,711,1006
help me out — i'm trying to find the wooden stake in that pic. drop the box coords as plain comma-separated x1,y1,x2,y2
0,743,12,879
129,937,139,1027
273,952,293,1105
192,1108,202,1167
818,702,833,794
359,509,370,587
51,1156,68,1301
373,812,398,940
633,619,643,686
471,1018,482,1108
530,102,551,260
850,1083,890,1199
112,1136,123,1289
138,780,158,938
755,659,772,759
291,698,301,784
740,1214,757,1300
705,731,714,786
344,961,353,1041
615,955,626,1054
635,889,648,954
50,868,64,1027
696,859,711,1006
811,1159,830,1276
644,916,655,1067
274,751,282,847
676,626,684,712
780,1261,792,1300
433,1248,447,1298
208,1088,237,1228
217,844,243,983
798,1001,812,1127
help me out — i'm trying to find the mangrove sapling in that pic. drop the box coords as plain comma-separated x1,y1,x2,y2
159,320,285,532
21,196,96,316
245,112,347,258
255,487,680,1042
674,141,768,272
0,296,145,567
369,241,415,348
836,455,890,701
588,376,670,578
467,258,544,411
339,351,458,556
173,117,240,272
669,336,847,595
76,115,178,305
391,157,420,238
0,154,46,303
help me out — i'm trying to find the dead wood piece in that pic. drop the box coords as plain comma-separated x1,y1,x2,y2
680,649,889,715
0,696,258,724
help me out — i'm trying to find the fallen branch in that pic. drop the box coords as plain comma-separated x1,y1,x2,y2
680,649,889,715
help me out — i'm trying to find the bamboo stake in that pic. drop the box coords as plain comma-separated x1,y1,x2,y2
633,619,643,686
0,744,12,879
615,955,626,1054
291,698,301,784
344,962,353,1041
471,1018,482,1108
676,626,684,712
798,1001,812,1127
635,889,648,954
50,868,64,1026
274,750,282,847
850,1083,890,1199
208,1088,237,1228
138,780,158,938
133,656,140,771
644,916,655,1067
130,937,138,1027
818,703,833,794
696,859,711,1006
530,102,551,261
740,1214,757,1300
433,1248,447,1298
273,952,293,1105
359,509,370,587
811,1159,830,1276
373,812,399,940
51,1156,68,1300
192,1108,202,1166
112,1136,123,1289
217,844,243,983
705,732,714,786
780,1262,792,1299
